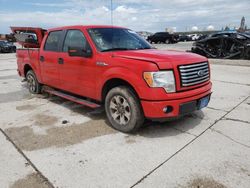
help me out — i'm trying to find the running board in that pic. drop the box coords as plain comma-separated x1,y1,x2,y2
44,89,101,109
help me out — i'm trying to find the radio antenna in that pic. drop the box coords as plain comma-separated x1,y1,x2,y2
110,0,114,57
110,0,113,26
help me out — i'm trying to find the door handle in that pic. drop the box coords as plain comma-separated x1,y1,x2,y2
40,56,45,62
58,58,64,64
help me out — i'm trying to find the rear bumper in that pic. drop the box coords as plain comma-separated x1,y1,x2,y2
141,87,211,119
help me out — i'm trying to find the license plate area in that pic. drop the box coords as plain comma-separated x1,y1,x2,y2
197,95,210,110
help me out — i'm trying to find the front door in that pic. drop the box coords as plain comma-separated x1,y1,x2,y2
58,29,96,98
40,30,63,87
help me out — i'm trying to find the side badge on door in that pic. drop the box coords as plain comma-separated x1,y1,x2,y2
96,62,108,66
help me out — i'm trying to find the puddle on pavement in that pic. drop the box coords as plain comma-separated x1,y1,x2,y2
184,177,226,188
5,118,116,151
33,114,58,126
16,104,37,111
10,173,52,188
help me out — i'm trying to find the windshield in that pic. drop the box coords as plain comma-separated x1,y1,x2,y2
88,28,153,52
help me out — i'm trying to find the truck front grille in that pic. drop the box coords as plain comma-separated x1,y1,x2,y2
179,62,209,87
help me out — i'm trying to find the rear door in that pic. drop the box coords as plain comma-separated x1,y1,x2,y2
58,29,96,97
39,30,64,87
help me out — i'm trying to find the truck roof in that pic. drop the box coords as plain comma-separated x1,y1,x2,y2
11,25,127,48
48,25,126,32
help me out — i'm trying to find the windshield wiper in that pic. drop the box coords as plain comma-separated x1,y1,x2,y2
101,48,133,52
136,47,153,50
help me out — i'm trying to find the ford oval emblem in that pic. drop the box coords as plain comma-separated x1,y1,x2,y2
197,70,205,77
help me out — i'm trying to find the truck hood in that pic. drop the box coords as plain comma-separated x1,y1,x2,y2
113,49,207,69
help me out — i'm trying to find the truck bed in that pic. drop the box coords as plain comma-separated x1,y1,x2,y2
16,48,40,78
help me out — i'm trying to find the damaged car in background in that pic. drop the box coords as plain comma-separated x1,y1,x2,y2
0,40,16,53
191,31,250,59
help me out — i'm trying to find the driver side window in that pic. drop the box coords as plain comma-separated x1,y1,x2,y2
63,30,87,52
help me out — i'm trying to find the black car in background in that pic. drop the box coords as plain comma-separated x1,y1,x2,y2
147,32,178,44
178,35,192,42
0,40,16,53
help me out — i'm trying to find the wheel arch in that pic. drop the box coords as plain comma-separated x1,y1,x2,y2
101,78,140,102
23,64,33,77
23,63,42,83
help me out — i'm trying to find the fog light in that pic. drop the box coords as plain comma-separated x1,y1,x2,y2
163,106,173,113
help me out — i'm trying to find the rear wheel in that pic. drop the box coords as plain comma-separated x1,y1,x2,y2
26,70,42,94
105,86,144,133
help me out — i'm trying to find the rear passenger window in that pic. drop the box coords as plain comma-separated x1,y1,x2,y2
44,31,62,51
63,30,87,52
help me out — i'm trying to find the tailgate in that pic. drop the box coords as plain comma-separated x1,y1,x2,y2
10,27,46,48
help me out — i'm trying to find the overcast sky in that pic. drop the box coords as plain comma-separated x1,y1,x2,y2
0,0,249,33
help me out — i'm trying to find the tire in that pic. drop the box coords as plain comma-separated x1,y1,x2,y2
165,39,169,44
26,70,42,94
105,86,144,133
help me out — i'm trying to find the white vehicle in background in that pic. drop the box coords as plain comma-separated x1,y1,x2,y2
137,31,153,40
188,34,200,41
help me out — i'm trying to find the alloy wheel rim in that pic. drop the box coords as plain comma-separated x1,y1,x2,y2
27,74,36,92
109,95,131,125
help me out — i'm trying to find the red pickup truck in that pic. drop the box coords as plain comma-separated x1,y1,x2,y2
12,25,212,133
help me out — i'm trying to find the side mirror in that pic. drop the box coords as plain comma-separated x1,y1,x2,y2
68,46,92,58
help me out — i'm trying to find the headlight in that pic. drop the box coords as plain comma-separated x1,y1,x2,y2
143,71,176,93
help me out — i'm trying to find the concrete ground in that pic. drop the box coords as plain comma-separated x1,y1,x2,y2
0,44,250,188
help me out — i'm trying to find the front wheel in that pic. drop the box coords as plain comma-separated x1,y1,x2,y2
105,86,144,133
26,70,42,94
